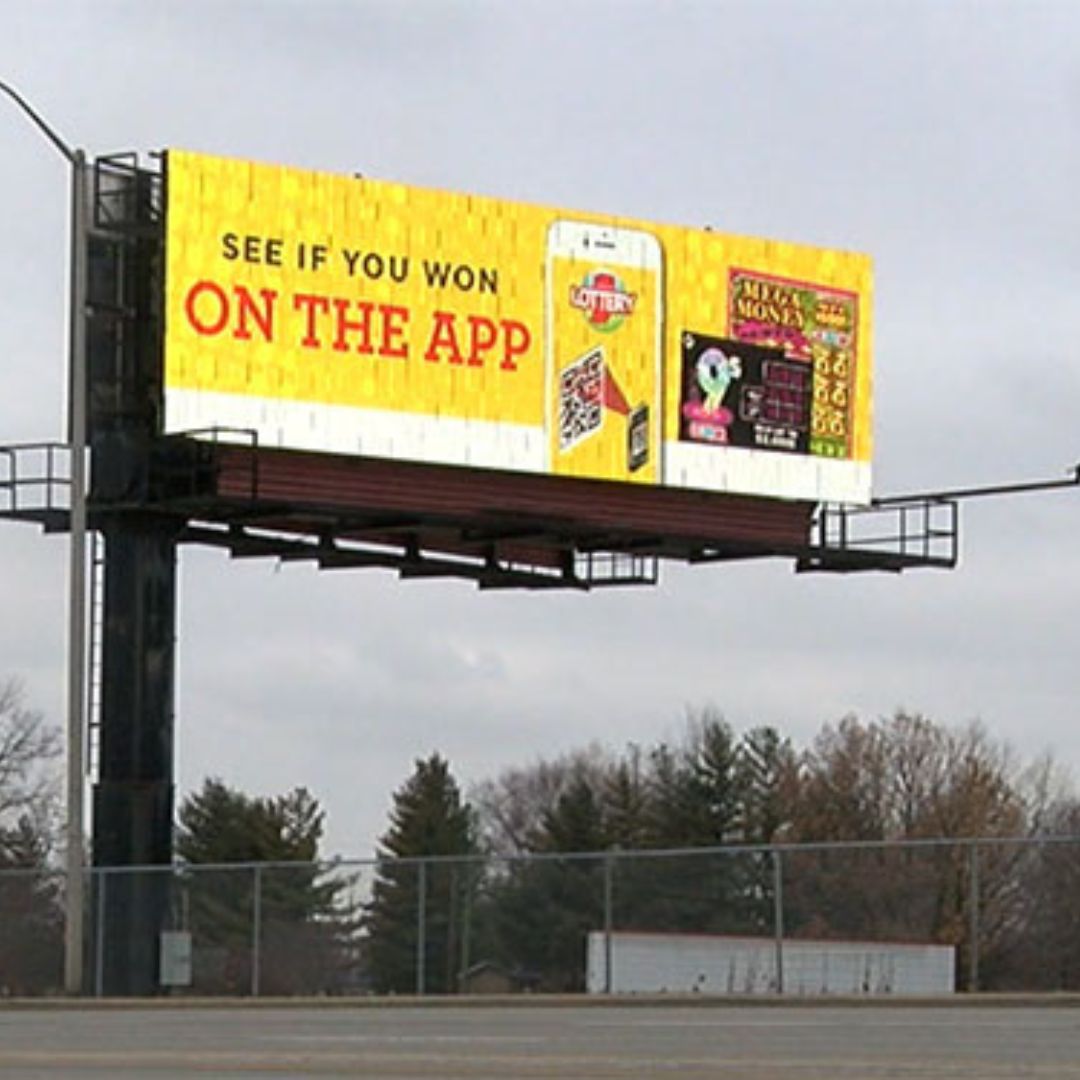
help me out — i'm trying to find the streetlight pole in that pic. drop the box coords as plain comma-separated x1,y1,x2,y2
0,79,89,995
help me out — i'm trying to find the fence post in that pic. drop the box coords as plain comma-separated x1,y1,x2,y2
93,868,106,998
603,851,615,994
459,859,473,993
772,849,785,996
415,860,427,996
251,865,263,997
968,842,979,992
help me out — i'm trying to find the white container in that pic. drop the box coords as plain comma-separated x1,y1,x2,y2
587,931,954,996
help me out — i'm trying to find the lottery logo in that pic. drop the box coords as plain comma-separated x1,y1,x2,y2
568,270,636,333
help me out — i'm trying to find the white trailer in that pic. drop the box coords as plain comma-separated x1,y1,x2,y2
587,931,955,996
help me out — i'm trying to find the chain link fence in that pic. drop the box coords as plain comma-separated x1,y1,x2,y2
3,836,1080,997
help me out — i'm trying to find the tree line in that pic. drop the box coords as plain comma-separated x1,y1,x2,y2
366,708,1080,993
0,678,356,995
2,675,1079,995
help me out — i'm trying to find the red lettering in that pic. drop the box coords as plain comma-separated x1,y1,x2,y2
466,316,498,367
424,310,464,364
381,305,409,359
501,319,530,372
332,298,375,354
293,292,331,348
184,280,230,336
233,286,277,342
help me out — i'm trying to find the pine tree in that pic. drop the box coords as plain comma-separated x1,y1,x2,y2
600,746,649,850
175,778,351,994
641,714,755,934
488,777,609,992
364,754,478,994
644,713,742,846
736,725,797,845
732,726,798,932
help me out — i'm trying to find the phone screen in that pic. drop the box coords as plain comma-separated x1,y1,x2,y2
546,237,662,485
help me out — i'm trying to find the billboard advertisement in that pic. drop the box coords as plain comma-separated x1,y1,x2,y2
164,150,872,504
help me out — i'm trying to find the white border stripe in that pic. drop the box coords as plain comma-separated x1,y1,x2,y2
165,389,870,503
165,389,545,473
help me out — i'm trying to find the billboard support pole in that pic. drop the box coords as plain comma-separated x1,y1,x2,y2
0,79,88,997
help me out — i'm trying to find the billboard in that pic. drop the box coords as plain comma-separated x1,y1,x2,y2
164,150,872,504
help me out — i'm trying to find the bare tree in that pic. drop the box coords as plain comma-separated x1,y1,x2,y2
0,678,60,852
470,744,614,855
0,678,63,993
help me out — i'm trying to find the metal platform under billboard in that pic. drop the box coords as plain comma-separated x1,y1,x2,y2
163,151,873,507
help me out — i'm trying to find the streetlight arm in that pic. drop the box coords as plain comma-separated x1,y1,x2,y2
0,78,77,164
1,77,88,996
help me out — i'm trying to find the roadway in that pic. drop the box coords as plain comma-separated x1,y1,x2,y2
1,1000,1079,1077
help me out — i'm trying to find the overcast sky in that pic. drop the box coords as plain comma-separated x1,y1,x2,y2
1,1,1078,859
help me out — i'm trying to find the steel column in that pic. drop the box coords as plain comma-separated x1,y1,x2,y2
91,515,178,995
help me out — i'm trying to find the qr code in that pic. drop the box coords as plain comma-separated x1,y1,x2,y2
559,347,605,451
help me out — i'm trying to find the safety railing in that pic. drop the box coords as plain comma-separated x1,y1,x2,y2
0,442,73,526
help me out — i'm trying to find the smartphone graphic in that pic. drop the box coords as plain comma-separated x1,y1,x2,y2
545,220,664,484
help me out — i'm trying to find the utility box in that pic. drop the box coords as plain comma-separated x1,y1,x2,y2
159,930,193,988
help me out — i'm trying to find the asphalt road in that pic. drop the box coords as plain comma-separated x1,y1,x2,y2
1,1002,1079,1078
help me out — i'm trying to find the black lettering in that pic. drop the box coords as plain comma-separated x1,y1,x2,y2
423,260,498,294
423,259,453,287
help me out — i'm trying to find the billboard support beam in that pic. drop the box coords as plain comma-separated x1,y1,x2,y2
92,514,178,996
872,468,1080,506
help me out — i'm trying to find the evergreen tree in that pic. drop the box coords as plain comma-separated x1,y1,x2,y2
489,777,609,992
645,712,742,847
600,746,649,850
736,725,797,845
537,778,608,854
638,714,755,934
733,725,798,932
364,754,479,994
176,778,351,994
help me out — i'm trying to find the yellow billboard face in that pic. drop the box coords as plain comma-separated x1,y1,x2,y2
164,151,873,504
